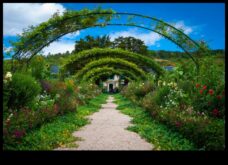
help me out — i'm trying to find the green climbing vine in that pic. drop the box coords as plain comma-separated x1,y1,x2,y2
64,48,165,76
10,7,208,73
74,58,147,81
80,66,140,82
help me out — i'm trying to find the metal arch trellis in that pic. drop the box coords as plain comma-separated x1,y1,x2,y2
11,11,208,72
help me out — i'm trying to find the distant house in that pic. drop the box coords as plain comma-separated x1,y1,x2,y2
103,75,122,93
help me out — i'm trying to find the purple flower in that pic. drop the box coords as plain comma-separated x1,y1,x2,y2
40,80,52,93
13,129,25,139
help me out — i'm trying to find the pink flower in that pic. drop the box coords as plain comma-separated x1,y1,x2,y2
212,109,219,117
13,129,26,139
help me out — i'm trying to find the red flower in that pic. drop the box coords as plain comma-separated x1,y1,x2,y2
196,83,200,88
217,95,222,100
175,121,182,128
212,109,219,117
199,89,203,94
208,89,214,95
203,85,207,90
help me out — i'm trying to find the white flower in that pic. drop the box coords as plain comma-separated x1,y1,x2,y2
5,72,12,78
5,72,12,81
158,80,162,86
9,113,13,118
55,94,60,99
163,81,166,86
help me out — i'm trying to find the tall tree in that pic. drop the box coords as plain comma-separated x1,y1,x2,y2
73,35,112,53
112,36,148,55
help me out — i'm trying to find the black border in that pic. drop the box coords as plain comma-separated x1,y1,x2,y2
1,0,227,163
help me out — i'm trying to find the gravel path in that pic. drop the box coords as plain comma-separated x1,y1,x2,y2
56,96,153,150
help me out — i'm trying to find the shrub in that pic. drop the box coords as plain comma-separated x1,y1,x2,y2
121,80,154,101
40,80,53,93
178,80,194,95
152,85,170,106
192,82,225,118
7,73,41,110
124,81,224,150
141,95,224,150
30,56,50,80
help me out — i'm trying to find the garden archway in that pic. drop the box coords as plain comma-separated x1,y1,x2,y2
64,48,165,77
11,8,208,72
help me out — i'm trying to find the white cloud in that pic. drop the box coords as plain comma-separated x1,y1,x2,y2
3,3,66,36
3,45,13,53
109,21,193,46
172,21,193,34
63,31,80,39
42,40,75,55
42,31,81,55
109,28,162,46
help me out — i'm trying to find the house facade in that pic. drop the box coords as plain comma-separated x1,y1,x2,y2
103,75,122,92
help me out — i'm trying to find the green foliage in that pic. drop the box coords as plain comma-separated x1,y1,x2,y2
191,83,225,118
114,94,196,150
121,80,154,101
11,7,115,61
3,94,108,150
197,56,225,89
10,7,207,73
112,36,148,55
123,85,225,150
81,66,139,83
74,57,147,81
7,73,41,110
30,56,50,80
3,80,103,149
65,48,165,76
72,35,112,53
77,82,102,104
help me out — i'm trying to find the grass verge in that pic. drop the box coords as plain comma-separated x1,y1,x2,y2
8,93,108,150
113,94,196,150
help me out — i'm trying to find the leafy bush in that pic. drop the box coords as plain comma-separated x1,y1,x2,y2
178,80,194,95
7,73,41,110
192,83,225,118
30,56,50,80
123,78,224,150
139,92,224,150
77,82,101,103
121,80,154,102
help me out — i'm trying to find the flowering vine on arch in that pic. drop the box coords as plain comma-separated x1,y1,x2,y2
10,7,208,72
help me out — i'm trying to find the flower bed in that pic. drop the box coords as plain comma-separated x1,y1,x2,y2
121,80,225,150
3,72,101,148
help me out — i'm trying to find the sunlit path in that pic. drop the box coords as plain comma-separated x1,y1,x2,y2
56,96,153,150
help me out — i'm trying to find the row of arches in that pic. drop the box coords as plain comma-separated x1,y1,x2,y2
9,8,208,83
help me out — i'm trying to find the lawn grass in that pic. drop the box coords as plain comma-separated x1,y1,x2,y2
113,93,196,150
8,93,108,150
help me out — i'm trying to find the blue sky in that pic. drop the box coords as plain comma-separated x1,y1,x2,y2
3,3,225,58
